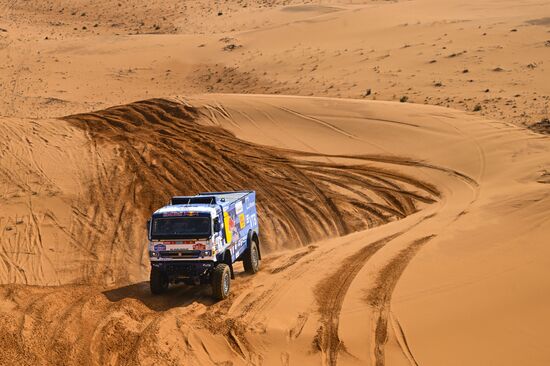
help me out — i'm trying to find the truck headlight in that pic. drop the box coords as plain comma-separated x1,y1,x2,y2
149,251,158,258
202,250,212,257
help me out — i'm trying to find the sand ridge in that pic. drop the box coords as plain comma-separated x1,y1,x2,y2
1,97,442,287
1,0,550,365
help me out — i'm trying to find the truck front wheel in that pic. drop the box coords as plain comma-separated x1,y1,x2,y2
212,263,231,300
150,267,169,295
243,239,260,274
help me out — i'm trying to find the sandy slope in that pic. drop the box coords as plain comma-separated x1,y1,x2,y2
1,0,550,365
1,95,549,365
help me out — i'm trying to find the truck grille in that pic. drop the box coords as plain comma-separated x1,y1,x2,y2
159,250,201,259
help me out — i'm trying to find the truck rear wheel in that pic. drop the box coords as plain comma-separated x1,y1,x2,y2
243,239,260,274
150,267,169,295
212,263,231,300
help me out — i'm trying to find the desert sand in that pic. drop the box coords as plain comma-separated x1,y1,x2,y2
1,0,550,365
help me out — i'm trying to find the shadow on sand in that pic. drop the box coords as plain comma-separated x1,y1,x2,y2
102,281,216,312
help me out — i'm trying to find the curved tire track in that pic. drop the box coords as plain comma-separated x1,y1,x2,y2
366,235,436,366
61,98,441,284
313,233,404,366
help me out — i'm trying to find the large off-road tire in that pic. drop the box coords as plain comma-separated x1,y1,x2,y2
243,239,260,274
150,267,169,295
211,263,231,300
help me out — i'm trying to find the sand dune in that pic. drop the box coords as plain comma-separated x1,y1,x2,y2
0,98,439,287
1,0,550,365
1,95,549,365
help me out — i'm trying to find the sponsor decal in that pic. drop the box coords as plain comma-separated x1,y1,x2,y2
193,243,206,250
235,201,243,215
224,211,234,244
154,244,166,251
250,213,258,227
161,240,194,245
163,212,182,217
239,213,246,229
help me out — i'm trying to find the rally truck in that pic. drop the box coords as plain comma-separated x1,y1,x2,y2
146,191,260,300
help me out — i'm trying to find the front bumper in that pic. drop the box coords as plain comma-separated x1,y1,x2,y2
151,260,216,278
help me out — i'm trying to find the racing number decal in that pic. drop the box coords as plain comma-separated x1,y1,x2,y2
239,213,246,229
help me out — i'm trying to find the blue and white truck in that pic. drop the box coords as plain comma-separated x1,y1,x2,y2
146,191,260,300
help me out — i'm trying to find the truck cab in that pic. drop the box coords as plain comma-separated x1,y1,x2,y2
147,191,260,300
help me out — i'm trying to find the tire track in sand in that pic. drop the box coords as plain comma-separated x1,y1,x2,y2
0,96,469,365
61,98,440,284
313,232,404,366
366,235,436,366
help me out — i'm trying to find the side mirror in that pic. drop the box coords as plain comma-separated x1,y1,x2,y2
213,219,221,232
146,219,151,238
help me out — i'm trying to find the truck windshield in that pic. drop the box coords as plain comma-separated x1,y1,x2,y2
151,217,211,239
